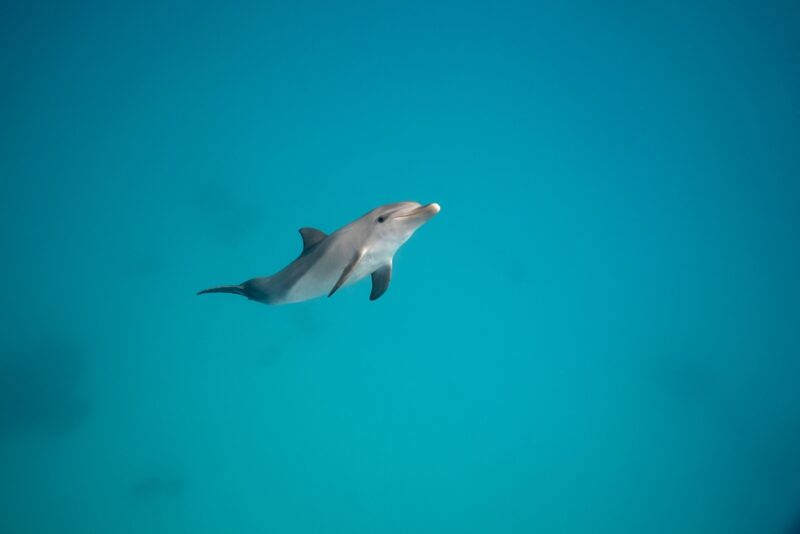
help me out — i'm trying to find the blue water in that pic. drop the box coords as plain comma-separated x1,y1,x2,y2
1,1,799,533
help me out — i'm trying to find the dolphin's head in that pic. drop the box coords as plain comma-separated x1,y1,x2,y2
362,201,441,250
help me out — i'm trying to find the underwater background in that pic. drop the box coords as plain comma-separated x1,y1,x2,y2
1,1,799,533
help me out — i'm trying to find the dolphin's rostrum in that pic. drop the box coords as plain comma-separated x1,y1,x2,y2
198,202,440,305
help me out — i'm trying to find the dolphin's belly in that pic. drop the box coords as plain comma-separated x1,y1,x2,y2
272,242,356,304
278,253,379,304
281,266,339,303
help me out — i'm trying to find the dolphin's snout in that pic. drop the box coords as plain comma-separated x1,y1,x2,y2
396,202,440,221
419,202,440,220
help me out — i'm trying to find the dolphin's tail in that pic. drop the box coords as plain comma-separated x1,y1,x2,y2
197,284,247,297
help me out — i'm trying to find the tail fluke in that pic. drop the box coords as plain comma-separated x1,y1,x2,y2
197,284,246,297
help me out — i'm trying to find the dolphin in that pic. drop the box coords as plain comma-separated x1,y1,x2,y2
198,201,440,305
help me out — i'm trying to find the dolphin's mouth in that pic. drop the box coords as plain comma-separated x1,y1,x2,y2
394,203,441,221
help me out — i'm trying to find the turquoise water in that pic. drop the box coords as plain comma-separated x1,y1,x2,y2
1,1,799,533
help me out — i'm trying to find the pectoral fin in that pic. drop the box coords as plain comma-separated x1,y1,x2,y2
370,263,392,301
329,249,365,297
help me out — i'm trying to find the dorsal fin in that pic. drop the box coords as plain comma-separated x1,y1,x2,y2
299,227,327,253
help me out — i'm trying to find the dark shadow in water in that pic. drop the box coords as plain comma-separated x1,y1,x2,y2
649,353,800,508
655,357,719,406
762,423,800,497
786,512,800,534
290,307,323,336
129,475,185,503
0,343,90,438
190,183,263,248
257,343,286,367
116,249,165,281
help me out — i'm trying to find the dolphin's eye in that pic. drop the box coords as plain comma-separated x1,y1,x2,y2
377,216,386,223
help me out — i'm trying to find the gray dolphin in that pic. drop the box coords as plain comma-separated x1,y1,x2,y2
198,201,440,304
